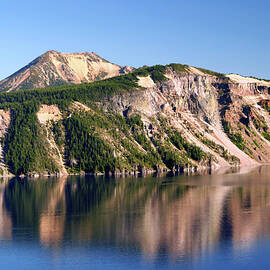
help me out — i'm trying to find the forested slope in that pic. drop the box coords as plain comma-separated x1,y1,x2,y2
0,63,269,176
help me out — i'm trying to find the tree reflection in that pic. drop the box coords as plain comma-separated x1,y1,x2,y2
3,167,270,262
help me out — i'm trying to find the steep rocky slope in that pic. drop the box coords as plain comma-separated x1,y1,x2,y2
0,50,133,92
0,63,269,176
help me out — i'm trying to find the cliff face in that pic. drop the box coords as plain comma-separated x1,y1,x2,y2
0,63,270,175
104,67,270,167
0,50,133,92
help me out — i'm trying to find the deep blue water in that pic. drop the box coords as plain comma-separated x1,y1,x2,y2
1,166,270,269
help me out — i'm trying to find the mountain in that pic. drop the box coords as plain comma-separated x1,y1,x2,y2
0,63,269,176
0,50,133,92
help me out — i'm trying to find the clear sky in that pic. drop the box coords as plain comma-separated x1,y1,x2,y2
1,0,269,80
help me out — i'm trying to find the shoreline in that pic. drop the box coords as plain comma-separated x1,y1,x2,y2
2,163,267,180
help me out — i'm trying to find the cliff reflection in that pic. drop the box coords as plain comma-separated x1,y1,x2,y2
39,177,67,246
0,180,11,239
3,166,270,261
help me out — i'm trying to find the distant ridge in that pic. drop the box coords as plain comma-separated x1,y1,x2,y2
0,50,133,92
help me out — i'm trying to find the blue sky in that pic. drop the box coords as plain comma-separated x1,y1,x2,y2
1,0,269,80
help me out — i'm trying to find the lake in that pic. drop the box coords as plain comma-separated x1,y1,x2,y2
1,165,270,269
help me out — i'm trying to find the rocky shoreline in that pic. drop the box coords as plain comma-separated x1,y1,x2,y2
2,163,242,179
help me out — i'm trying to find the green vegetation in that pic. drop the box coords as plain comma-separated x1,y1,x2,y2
0,73,143,175
51,120,65,148
262,132,270,141
222,119,253,158
253,139,260,148
201,137,218,150
196,67,226,78
3,103,58,175
200,136,239,164
168,130,205,162
64,114,117,173
0,76,138,110
253,116,268,132
222,120,245,150
168,63,189,75
125,115,161,168
249,76,270,82
155,144,184,170
260,102,270,115
132,65,167,82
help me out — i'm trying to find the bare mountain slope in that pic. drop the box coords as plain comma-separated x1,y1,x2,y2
0,50,133,92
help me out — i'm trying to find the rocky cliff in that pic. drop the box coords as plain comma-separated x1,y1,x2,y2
104,65,270,166
0,50,133,92
0,63,269,176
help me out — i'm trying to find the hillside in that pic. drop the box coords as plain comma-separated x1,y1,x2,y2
0,63,269,176
0,50,133,92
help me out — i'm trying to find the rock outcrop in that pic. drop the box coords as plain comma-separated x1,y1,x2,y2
0,110,11,176
104,66,270,167
37,105,67,175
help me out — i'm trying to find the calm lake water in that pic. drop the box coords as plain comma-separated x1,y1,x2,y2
1,166,270,269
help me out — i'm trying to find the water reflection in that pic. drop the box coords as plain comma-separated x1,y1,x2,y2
0,180,11,239
2,166,270,264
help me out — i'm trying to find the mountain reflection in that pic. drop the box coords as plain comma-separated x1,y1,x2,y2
2,166,270,261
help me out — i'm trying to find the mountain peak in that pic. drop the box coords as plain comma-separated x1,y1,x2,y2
0,51,133,92
45,50,59,54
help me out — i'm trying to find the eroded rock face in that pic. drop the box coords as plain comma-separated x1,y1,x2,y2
106,70,221,126
104,68,270,166
0,110,10,138
37,105,67,175
162,71,221,125
227,74,270,96
0,110,11,175
37,104,62,124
